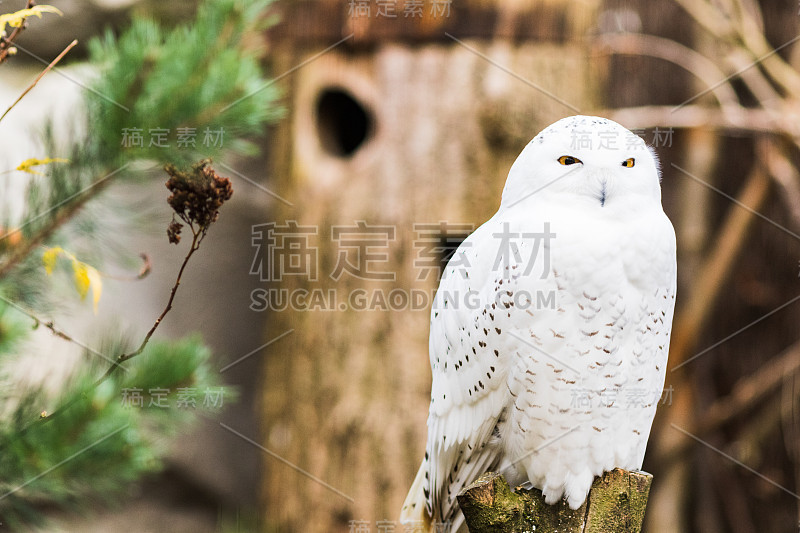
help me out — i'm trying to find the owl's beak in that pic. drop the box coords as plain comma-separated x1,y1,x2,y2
589,172,609,207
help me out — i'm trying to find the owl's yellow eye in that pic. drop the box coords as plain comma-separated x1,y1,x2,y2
621,158,635,168
558,155,582,166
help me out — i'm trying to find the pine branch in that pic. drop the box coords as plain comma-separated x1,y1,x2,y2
0,335,227,528
25,233,199,429
0,1,280,525
14,160,231,433
0,165,124,278
1,0,282,279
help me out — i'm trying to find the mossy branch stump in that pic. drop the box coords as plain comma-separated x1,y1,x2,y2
457,469,652,533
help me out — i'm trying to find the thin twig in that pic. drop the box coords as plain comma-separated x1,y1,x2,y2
98,232,201,381
0,39,77,124
0,39,78,121
0,294,127,369
595,33,739,110
725,48,781,107
601,105,774,133
1,297,78,344
674,0,800,97
758,140,800,230
80,252,151,282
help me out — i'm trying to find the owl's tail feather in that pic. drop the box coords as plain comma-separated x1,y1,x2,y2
399,461,432,531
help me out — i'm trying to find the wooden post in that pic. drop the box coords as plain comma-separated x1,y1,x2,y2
457,469,652,533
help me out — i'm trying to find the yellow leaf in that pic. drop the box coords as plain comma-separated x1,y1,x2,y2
86,264,103,314
42,247,103,312
42,246,63,275
72,260,90,300
0,6,62,32
71,260,103,313
16,157,69,175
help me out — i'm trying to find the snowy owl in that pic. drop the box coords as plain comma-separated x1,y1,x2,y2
400,115,676,531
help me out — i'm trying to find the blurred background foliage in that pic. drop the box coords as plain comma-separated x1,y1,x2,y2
0,0,281,530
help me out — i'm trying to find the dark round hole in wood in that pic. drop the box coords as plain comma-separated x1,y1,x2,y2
315,88,372,157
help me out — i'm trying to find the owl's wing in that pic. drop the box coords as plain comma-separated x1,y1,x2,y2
424,218,516,526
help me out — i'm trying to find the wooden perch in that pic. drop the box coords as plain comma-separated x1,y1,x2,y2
457,469,652,533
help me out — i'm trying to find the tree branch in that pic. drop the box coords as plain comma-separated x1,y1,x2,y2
0,166,124,278
458,470,652,533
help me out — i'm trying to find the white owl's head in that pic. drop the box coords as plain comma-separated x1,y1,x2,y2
501,115,662,210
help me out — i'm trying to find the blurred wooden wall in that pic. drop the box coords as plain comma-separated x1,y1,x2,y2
257,0,800,531
258,1,602,531
602,1,800,532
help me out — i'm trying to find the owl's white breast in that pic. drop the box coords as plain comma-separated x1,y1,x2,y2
464,194,676,508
